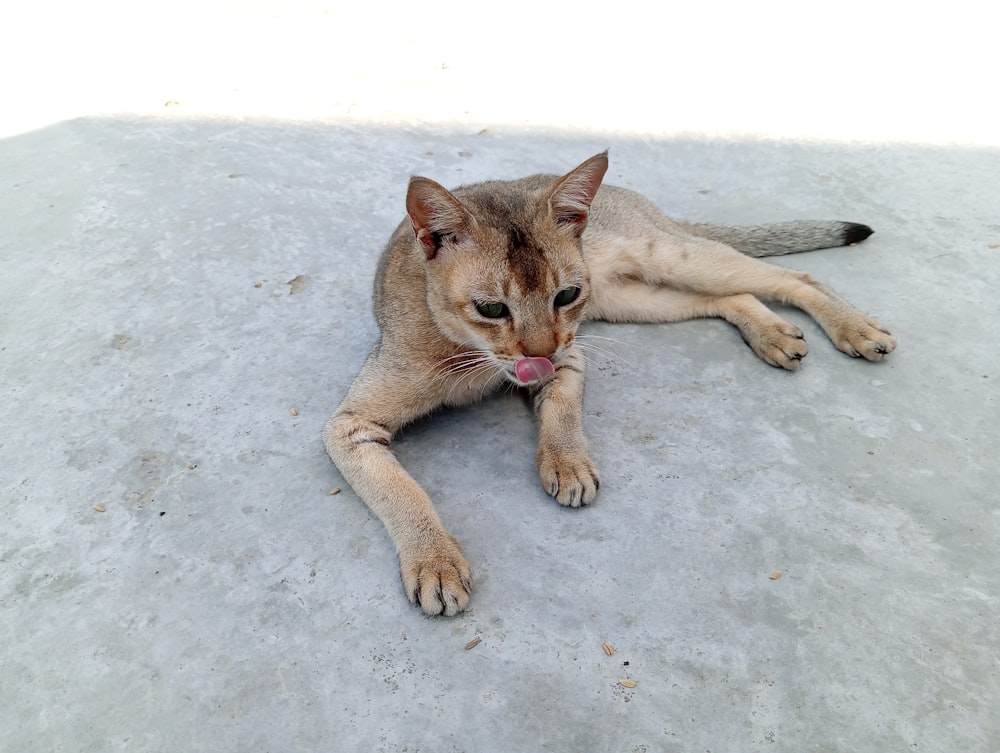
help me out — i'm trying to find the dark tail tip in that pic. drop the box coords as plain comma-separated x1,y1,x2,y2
843,222,874,245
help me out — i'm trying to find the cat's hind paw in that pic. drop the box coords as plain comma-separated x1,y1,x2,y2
745,321,809,370
830,316,896,361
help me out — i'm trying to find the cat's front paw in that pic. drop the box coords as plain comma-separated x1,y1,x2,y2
537,445,600,508
399,534,473,617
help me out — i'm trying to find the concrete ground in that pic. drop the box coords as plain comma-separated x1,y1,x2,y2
2,3,998,752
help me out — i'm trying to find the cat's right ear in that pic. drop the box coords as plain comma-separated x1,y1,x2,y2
406,177,474,260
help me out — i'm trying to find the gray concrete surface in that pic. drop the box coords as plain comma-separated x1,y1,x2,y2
2,4,999,753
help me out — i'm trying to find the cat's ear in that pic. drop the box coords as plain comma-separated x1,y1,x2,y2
548,151,609,235
406,177,474,260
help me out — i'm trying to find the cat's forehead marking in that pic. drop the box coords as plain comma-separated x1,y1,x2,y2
505,225,547,291
469,188,553,292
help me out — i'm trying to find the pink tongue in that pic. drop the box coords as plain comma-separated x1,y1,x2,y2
514,357,555,383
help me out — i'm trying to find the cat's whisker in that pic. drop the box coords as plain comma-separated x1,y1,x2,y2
440,359,492,377
575,345,620,364
448,359,497,384
430,350,494,381
574,337,634,368
577,332,629,349
447,361,500,390
437,350,488,365
480,372,510,401
465,365,508,404
576,332,628,346
429,350,508,403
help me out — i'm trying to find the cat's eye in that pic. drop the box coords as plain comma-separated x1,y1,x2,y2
554,286,581,307
475,300,509,319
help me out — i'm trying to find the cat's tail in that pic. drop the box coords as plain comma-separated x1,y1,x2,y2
676,220,873,258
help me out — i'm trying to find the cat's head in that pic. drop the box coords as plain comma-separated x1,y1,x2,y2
405,152,608,385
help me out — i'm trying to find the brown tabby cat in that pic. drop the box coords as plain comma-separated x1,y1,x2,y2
323,152,895,616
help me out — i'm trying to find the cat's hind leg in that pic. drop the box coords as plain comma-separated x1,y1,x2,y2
588,281,808,369
586,234,895,361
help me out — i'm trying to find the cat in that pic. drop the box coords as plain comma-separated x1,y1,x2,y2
323,151,895,616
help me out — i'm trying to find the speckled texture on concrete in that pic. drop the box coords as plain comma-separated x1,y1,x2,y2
3,4,999,753
4,116,999,753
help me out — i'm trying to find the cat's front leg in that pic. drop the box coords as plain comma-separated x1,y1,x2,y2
325,408,472,615
324,355,473,616
531,347,600,507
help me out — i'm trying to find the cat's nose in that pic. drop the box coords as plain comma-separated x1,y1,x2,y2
518,338,558,360
522,349,555,360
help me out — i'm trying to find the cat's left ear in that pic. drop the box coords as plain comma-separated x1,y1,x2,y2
548,151,609,236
